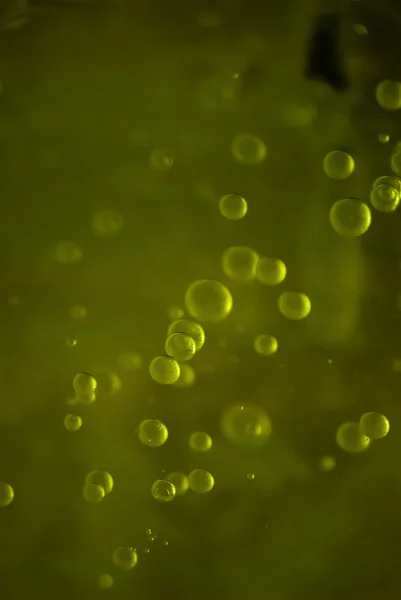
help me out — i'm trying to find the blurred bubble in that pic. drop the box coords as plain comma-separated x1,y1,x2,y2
118,352,143,371
376,79,401,110
166,472,189,496
378,133,390,143
167,306,184,320
149,148,174,172
231,134,267,165
246,473,255,480
189,432,212,452
98,574,114,589
353,23,368,35
319,455,336,472
222,246,259,282
69,304,87,320
329,198,371,237
256,257,287,286
91,209,123,237
55,242,82,264
221,403,272,447
112,547,138,570
173,364,196,388
65,337,77,348
254,334,278,356
185,279,233,323
0,482,14,507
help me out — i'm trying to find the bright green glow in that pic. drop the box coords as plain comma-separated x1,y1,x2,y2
85,470,114,495
165,332,196,362
112,547,138,570
359,412,390,440
188,469,214,494
91,209,123,237
166,472,189,496
222,246,259,282
167,319,205,351
231,134,267,165
138,419,168,448
189,432,212,452
376,79,401,110
83,483,105,503
55,241,82,264
329,198,371,237
323,150,355,180
256,257,287,285
254,334,278,356
173,363,196,388
219,193,248,220
151,479,176,502
149,355,180,384
0,482,14,507
64,414,82,432
336,422,370,453
278,291,311,320
185,279,233,323
221,403,272,447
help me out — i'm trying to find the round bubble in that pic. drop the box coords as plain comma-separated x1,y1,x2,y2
83,483,105,503
0,482,14,507
91,209,123,237
85,470,114,495
231,134,267,165
149,148,175,171
359,412,389,440
189,432,212,452
185,279,233,323
378,133,390,143
55,242,82,264
64,414,82,432
151,479,176,502
112,547,138,570
336,422,370,453
329,198,371,237
188,469,215,494
73,372,97,397
256,257,287,286
149,355,180,384
222,246,259,282
254,334,278,356
219,193,248,220
376,79,401,110
323,150,355,180
166,472,189,496
391,152,401,176
370,177,400,213
165,332,196,362
221,403,272,447
167,319,205,351
278,291,311,320
69,304,87,320
173,364,197,388
98,574,114,589
139,419,168,448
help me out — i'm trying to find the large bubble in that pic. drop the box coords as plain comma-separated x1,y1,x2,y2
330,198,371,237
323,150,355,180
165,332,196,362
188,469,215,494
219,193,248,220
336,422,370,453
359,412,389,440
149,356,180,384
185,279,233,323
222,246,259,282
231,134,267,165
138,419,168,448
167,319,205,351
256,257,287,286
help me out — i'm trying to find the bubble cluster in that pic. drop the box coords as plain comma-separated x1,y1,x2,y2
278,291,311,320
165,332,196,362
188,469,215,494
167,319,205,351
256,257,287,286
189,432,213,452
329,198,371,237
151,479,176,502
149,355,180,384
138,419,169,448
219,193,248,220
55,242,82,264
221,403,272,447
254,334,278,356
323,150,355,180
222,246,259,282
231,134,267,165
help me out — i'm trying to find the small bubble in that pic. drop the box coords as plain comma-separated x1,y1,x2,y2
163,540,169,546
65,337,77,347
91,209,123,237
378,133,390,143
144,548,150,554
149,148,174,172
55,242,82,264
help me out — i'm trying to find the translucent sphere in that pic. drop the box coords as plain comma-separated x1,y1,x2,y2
65,337,77,348
370,181,400,213
167,319,205,351
98,574,114,589
219,193,248,220
64,414,82,432
185,279,233,323
254,334,278,356
329,198,371,237
378,133,390,143
138,419,168,448
83,483,105,503
149,148,175,171
151,479,176,502
55,241,82,264
391,152,401,176
85,470,114,495
359,412,390,440
221,403,272,447
188,469,215,494
69,304,87,320
231,134,267,165
222,246,259,282
73,372,97,397
149,355,180,384
319,455,336,472
323,150,355,180
112,547,138,570
173,364,197,388
166,472,189,496
256,257,287,285
278,291,311,320
167,305,184,320
336,422,371,453
0,482,14,507
91,209,123,237
165,332,196,362
376,79,401,110
189,432,213,452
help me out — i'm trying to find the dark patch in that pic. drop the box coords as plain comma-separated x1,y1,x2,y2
305,13,349,92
